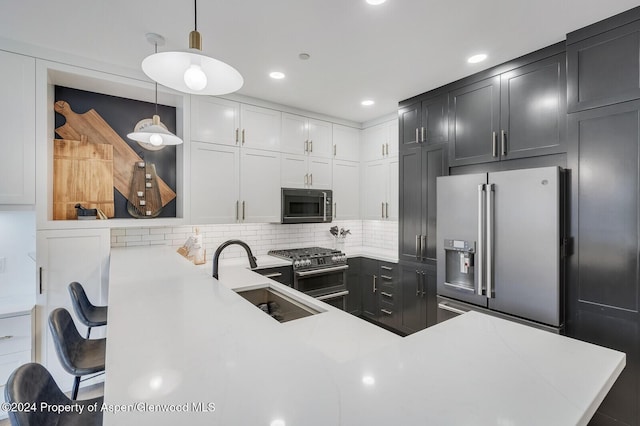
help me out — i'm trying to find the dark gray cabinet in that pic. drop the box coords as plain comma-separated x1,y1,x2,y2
399,94,448,150
346,257,361,315
399,144,446,263
568,16,640,113
254,265,292,286
450,53,566,166
399,262,436,334
360,259,400,329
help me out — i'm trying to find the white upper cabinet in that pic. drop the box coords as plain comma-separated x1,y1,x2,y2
332,124,360,162
190,142,240,224
0,51,35,204
240,104,281,151
281,154,332,189
332,160,360,220
361,158,397,220
361,119,398,162
281,113,332,158
240,149,281,222
191,97,240,146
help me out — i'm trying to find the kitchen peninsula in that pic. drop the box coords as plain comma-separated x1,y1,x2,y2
104,246,624,425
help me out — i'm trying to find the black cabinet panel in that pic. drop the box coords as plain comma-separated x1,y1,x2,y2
255,266,292,286
449,77,500,166
424,147,444,260
571,104,640,312
361,258,379,319
346,258,361,315
399,102,420,148
500,53,566,159
570,309,639,426
399,262,437,334
422,94,449,145
568,20,640,112
399,147,422,262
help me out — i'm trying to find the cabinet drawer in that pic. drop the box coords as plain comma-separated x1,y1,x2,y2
0,315,31,356
0,350,31,388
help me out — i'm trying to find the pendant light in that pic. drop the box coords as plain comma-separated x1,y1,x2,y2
141,0,243,96
128,34,184,147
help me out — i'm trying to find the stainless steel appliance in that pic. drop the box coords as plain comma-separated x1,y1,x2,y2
281,188,333,224
268,247,348,310
436,166,566,331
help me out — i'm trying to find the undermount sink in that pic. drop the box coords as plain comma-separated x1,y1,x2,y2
235,285,324,323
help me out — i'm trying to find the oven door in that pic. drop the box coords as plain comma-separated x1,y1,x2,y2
294,265,348,309
281,188,332,224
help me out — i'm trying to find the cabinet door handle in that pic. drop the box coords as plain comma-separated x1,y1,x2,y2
381,202,385,219
39,267,43,294
415,128,419,143
304,140,308,152
381,309,393,315
333,144,337,156
421,127,425,143
416,235,421,260
385,202,389,218
334,202,337,219
421,271,426,297
421,235,427,259
236,200,239,221
380,291,393,298
242,129,245,145
416,270,421,296
235,128,239,144
242,201,246,221
310,140,313,152
385,143,389,156
382,144,385,156
373,275,377,292
0,335,13,341
492,131,497,157
501,130,507,156
309,174,313,186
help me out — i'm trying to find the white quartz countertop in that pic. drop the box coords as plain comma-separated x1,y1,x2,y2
104,246,624,426
345,246,398,263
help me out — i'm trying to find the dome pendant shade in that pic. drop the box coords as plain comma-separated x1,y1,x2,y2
127,115,183,146
142,51,243,95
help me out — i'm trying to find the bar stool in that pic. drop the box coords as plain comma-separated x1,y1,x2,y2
48,308,106,400
68,281,108,338
5,362,103,426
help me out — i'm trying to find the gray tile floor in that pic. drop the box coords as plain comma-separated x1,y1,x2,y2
0,382,104,425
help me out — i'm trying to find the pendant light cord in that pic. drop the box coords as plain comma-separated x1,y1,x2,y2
194,0,198,31
154,42,158,116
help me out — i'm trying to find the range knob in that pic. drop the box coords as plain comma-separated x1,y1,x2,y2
331,256,337,262
294,260,300,268
305,259,312,266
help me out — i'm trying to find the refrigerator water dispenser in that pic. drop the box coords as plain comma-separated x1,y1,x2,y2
444,239,475,292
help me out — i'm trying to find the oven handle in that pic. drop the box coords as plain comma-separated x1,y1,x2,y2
315,290,349,301
295,265,349,277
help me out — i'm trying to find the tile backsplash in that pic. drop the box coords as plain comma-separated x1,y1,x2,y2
111,220,397,259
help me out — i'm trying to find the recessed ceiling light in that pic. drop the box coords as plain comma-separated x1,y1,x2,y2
361,100,375,106
269,71,285,80
298,53,311,60
366,0,387,5
467,54,488,64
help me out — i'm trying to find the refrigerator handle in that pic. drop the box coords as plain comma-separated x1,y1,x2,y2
486,183,495,299
477,184,485,296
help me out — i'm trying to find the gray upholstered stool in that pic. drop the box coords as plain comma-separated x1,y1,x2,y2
68,282,108,339
5,362,103,426
48,308,106,400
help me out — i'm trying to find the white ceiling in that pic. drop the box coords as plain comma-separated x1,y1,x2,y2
0,0,638,123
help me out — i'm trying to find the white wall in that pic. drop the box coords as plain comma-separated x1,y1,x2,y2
111,219,398,259
0,211,35,300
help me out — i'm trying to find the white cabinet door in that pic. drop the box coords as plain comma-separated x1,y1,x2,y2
387,157,399,220
190,142,240,223
36,229,110,392
333,160,360,220
308,118,332,158
281,153,307,189
361,160,388,220
308,157,332,189
281,113,307,155
361,123,388,162
387,118,399,158
332,124,360,161
0,51,35,204
190,97,240,146
240,149,281,222
240,104,281,151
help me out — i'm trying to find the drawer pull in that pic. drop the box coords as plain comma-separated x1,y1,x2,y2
380,266,393,271
262,272,283,279
381,309,393,315
380,275,393,280
380,291,393,298
0,335,14,341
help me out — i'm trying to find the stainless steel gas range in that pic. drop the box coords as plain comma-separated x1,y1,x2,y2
268,247,349,310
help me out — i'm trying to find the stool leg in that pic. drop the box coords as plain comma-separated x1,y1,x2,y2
72,376,80,400
86,327,92,339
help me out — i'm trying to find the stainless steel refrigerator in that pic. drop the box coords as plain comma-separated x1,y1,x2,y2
436,166,565,332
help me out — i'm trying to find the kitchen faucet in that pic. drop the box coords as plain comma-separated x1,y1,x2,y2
212,239,258,279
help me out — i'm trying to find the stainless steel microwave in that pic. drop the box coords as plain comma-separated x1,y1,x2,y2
281,188,333,224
